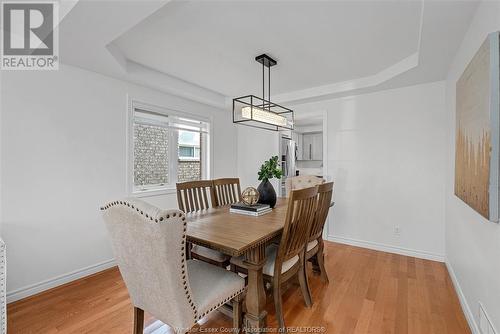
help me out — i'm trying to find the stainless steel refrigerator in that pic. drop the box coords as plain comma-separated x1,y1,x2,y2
280,135,296,197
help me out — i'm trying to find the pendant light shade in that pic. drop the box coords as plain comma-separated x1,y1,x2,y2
233,54,294,131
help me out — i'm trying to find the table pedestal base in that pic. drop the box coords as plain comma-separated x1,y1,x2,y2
243,243,268,332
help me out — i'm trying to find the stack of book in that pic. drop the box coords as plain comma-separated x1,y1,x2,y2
230,202,272,216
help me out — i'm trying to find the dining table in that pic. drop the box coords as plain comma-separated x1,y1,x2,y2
186,197,289,330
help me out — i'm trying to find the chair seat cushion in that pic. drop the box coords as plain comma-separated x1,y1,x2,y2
191,244,230,263
231,244,299,276
307,239,318,252
187,260,245,318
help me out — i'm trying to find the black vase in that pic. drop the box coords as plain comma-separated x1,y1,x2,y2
257,179,277,208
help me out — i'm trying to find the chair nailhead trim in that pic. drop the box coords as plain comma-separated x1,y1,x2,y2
100,200,186,225
196,287,246,320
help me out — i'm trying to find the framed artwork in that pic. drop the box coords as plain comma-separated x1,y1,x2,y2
455,32,500,222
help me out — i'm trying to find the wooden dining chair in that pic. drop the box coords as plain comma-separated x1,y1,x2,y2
101,199,245,334
176,180,230,267
176,180,217,213
305,182,333,284
231,186,318,332
213,178,242,206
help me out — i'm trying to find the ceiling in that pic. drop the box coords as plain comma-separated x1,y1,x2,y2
113,0,422,97
58,0,480,107
294,114,324,128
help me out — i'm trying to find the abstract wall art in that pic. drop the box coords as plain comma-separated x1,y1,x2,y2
455,32,500,222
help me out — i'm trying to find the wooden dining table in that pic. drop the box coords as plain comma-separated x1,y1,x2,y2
186,197,289,330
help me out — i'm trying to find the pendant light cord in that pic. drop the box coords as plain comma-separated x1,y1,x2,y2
260,57,273,110
268,63,271,110
262,61,265,105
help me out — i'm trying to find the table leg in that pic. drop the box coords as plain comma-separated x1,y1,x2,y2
243,243,267,331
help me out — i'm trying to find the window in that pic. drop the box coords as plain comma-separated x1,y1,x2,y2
179,146,194,158
178,130,201,160
130,103,210,194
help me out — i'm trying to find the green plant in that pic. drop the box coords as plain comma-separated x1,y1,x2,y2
258,156,283,182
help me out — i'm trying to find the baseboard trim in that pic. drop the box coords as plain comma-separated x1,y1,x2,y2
7,259,116,304
327,235,445,262
445,259,479,334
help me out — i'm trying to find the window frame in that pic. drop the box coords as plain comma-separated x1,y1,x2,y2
127,99,212,197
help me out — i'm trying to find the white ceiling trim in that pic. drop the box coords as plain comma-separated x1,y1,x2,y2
125,60,227,108
106,44,226,108
272,52,419,104
106,43,128,71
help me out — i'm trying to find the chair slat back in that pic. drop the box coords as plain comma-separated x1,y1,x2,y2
277,186,318,266
309,182,334,242
213,178,242,206
176,180,216,213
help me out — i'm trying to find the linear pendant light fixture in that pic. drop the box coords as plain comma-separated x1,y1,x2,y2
233,54,294,131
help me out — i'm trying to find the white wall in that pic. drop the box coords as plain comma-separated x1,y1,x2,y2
294,124,322,133
1,64,237,302
292,81,447,261
445,1,500,332
237,126,279,191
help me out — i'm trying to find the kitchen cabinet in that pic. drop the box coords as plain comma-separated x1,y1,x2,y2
292,132,303,160
300,132,322,160
302,134,313,160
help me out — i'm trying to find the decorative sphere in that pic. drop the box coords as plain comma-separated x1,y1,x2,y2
242,187,259,205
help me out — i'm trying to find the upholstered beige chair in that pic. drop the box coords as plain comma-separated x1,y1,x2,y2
285,175,324,195
101,199,245,334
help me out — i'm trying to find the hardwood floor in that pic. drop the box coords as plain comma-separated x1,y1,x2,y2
7,242,470,334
